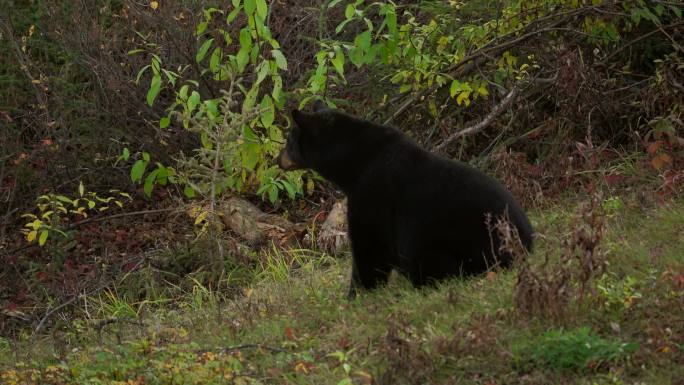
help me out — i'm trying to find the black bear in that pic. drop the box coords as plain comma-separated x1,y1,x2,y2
278,100,533,298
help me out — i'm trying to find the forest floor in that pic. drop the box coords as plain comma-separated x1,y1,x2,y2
1,193,683,385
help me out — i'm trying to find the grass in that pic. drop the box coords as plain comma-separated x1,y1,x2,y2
1,194,683,384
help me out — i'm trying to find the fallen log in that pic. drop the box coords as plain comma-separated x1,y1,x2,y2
220,196,305,248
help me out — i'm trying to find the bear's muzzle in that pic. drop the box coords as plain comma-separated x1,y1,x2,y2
277,148,300,170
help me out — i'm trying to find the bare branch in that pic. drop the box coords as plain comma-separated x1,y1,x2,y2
433,85,520,154
67,208,176,229
382,6,593,125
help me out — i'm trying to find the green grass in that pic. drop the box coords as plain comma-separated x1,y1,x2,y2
1,195,683,384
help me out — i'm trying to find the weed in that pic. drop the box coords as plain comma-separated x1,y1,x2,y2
513,327,639,373
513,192,607,321
376,319,433,385
93,289,139,319
596,273,643,315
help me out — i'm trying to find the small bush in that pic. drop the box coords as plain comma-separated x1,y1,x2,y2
514,327,638,374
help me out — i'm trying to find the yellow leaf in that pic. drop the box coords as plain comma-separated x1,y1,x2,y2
39,230,49,246
150,1,159,10
195,210,209,225
30,219,43,230
294,362,309,374
456,91,470,106
27,230,37,242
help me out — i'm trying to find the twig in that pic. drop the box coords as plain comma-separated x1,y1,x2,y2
220,344,287,353
383,6,593,125
33,281,112,335
433,84,521,153
67,208,175,229
90,317,147,329
192,344,287,354
595,21,684,67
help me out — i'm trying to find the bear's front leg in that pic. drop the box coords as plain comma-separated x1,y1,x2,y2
346,233,392,299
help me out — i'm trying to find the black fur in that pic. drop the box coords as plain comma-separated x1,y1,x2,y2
278,102,533,298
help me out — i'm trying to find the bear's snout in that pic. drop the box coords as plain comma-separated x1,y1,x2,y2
277,148,300,170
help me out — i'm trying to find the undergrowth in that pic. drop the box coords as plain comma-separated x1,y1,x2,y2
0,194,682,384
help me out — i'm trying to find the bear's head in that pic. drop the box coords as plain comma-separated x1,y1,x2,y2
277,100,332,171
277,100,400,190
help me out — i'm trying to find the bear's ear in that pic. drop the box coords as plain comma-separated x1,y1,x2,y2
292,109,313,128
312,99,329,112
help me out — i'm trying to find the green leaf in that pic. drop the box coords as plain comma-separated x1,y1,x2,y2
348,47,364,68
135,65,150,85
356,30,371,52
244,0,256,15
151,56,161,75
256,181,270,195
147,74,162,107
142,152,151,162
242,144,260,171
335,19,352,34
196,21,208,36
236,48,250,73
179,85,189,100
162,69,178,87
268,184,278,204
345,4,355,19
144,169,159,197
260,95,274,128
196,38,214,63
122,147,130,161
255,60,270,85
450,79,464,98
328,0,344,8
272,75,283,104
239,27,253,50
227,6,241,23
39,230,49,246
271,49,287,70
184,185,196,198
200,132,213,150
243,85,259,113
54,195,72,205
209,47,222,72
331,46,345,78
131,160,147,182
188,91,200,113
384,5,397,34
281,180,296,198
205,99,219,119
78,181,84,197
160,116,170,128
256,0,267,20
